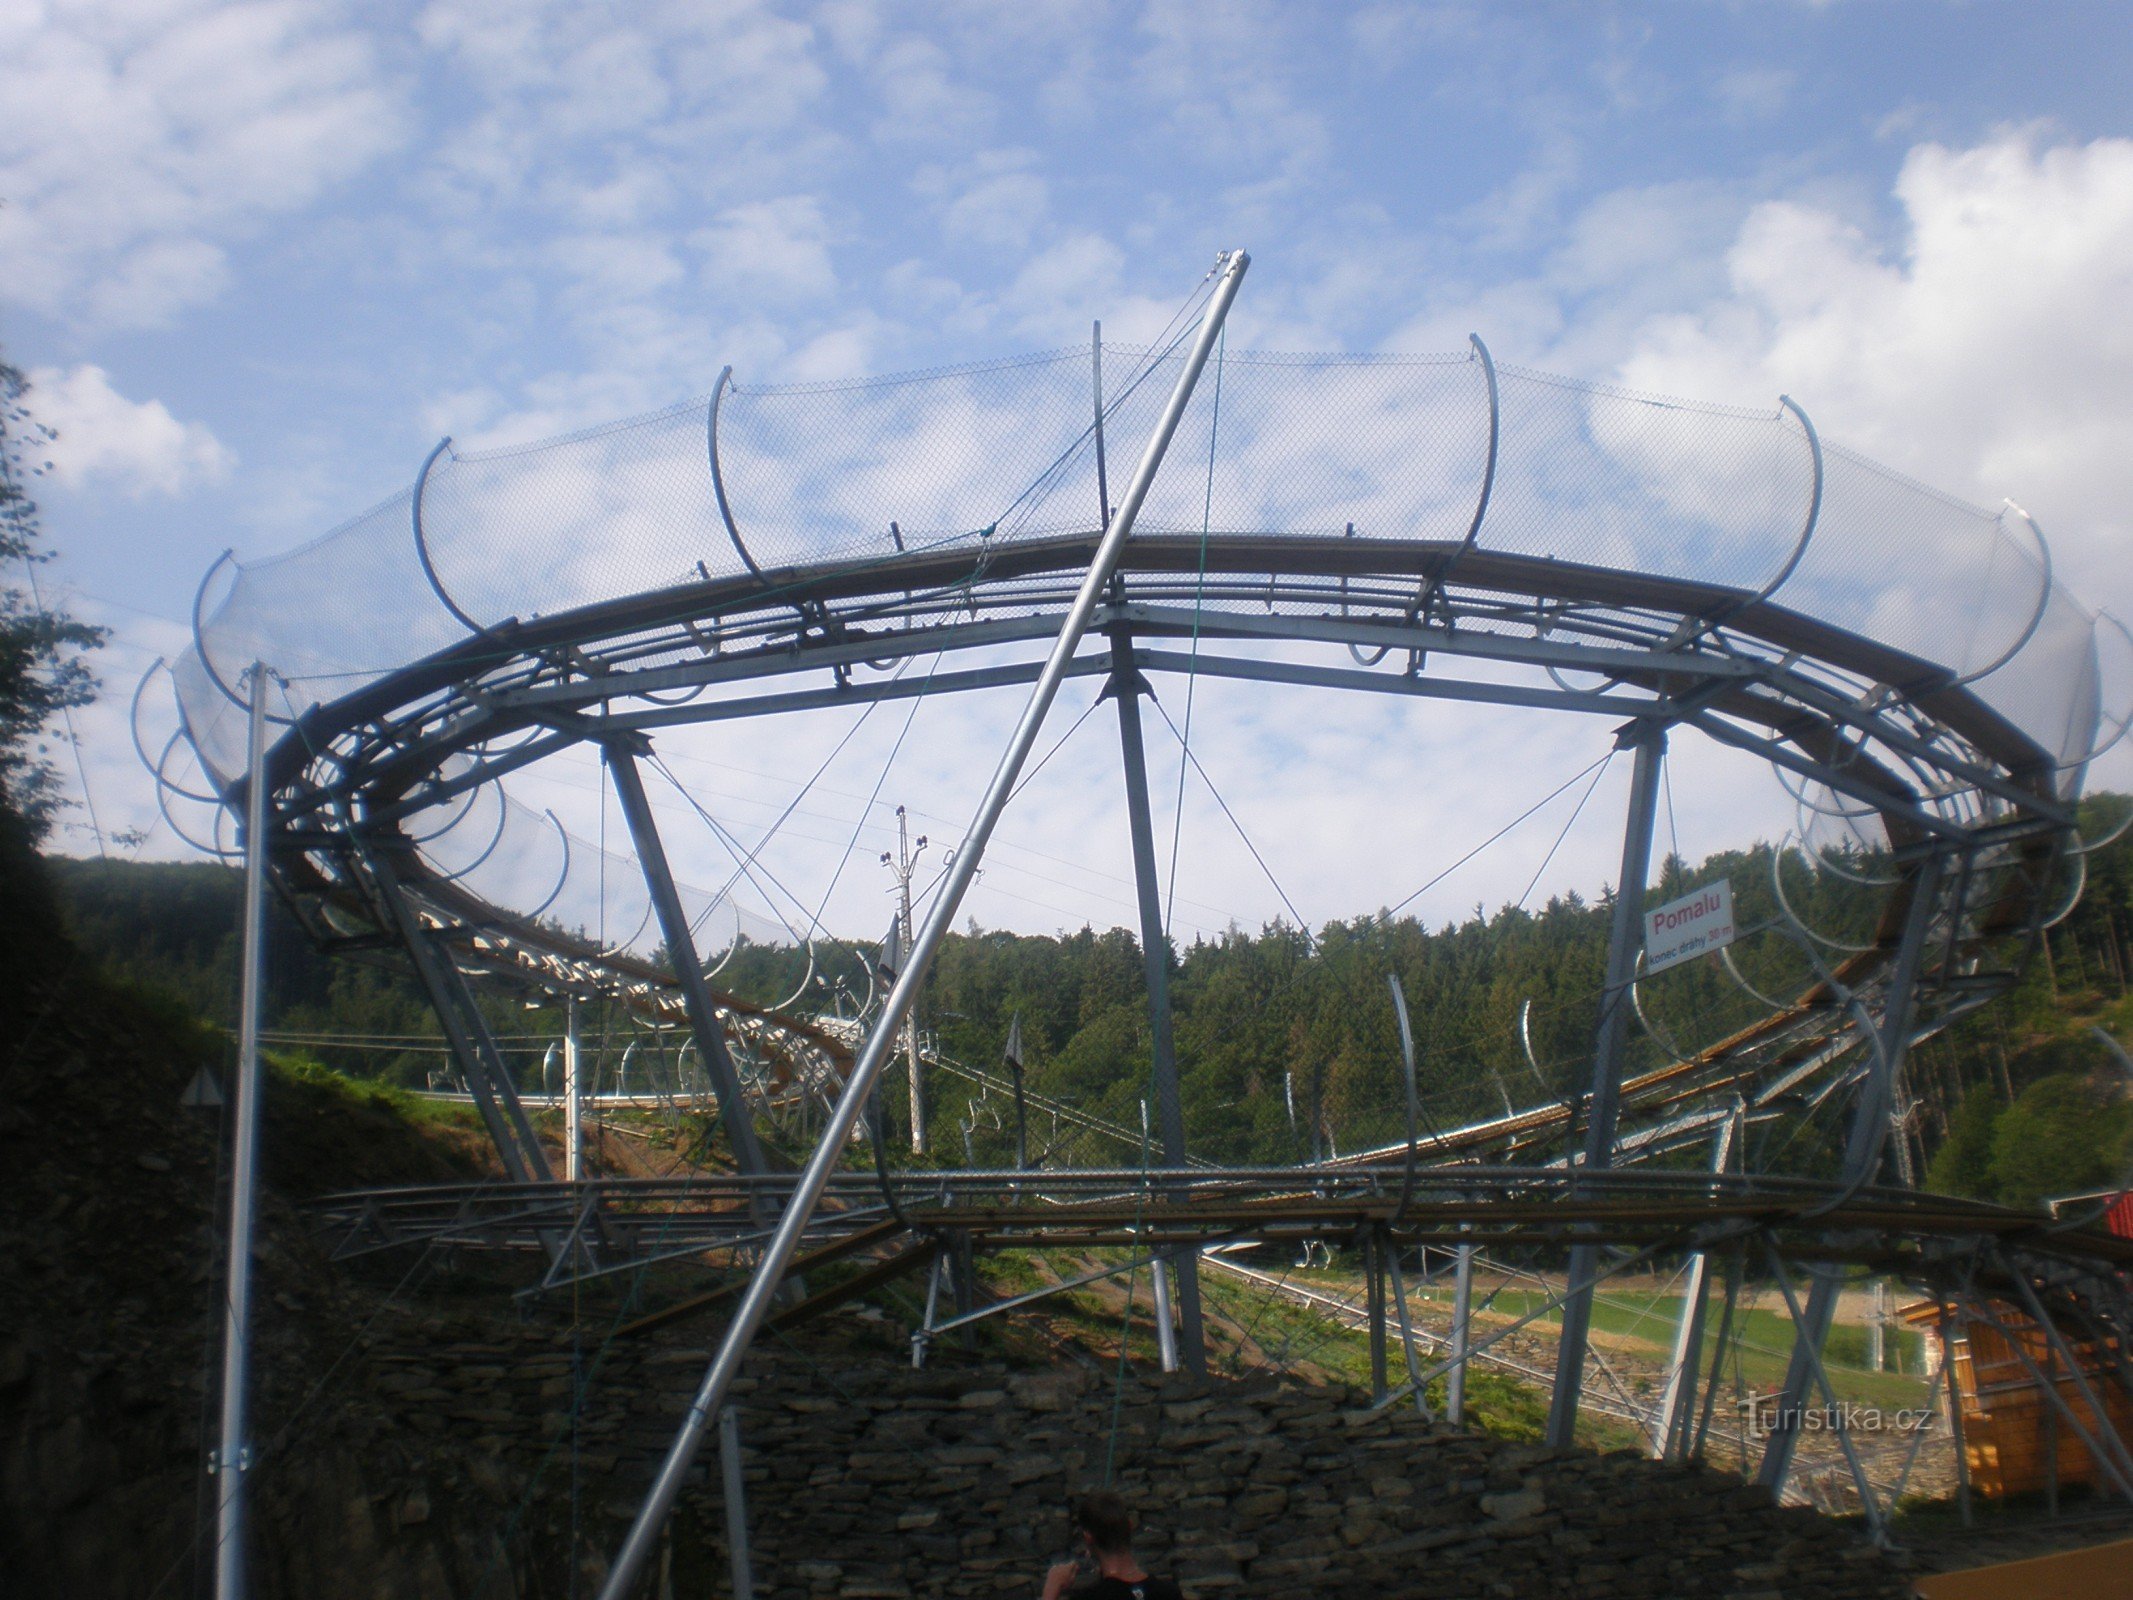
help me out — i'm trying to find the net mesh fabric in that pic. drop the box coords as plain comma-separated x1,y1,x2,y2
174,343,2125,938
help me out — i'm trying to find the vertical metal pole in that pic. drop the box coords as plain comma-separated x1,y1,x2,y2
719,1406,753,1600
894,807,926,1154
1150,1256,1179,1374
602,740,768,1178
1757,853,1945,1488
1693,1246,1745,1465
1139,1099,1180,1374
1547,722,1665,1447
594,251,1250,1600
1367,1229,1389,1404
1655,1111,1738,1459
564,996,582,1183
213,664,271,1600
912,1249,945,1370
1938,1296,1975,1527
1448,1230,1474,1426
1107,630,1208,1374
1869,1279,1886,1372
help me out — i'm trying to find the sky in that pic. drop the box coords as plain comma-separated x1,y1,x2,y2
7,0,2133,952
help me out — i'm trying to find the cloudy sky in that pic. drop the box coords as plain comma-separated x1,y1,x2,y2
8,1,2133,950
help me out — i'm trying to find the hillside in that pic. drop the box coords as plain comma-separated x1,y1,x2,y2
47,791,2133,1203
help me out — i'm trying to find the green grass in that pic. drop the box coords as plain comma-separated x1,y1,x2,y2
270,1049,482,1129
1407,1283,1935,1411
1192,1262,1634,1449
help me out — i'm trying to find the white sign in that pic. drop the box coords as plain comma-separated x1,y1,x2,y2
1644,879,1734,974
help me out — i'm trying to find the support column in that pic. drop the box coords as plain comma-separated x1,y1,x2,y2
1367,1229,1390,1404
592,251,1248,1600
1107,629,1207,1375
564,996,583,1183
365,840,551,1183
1655,1109,1739,1460
1150,1253,1180,1373
1547,722,1666,1447
718,1405,754,1600
1448,1226,1475,1426
603,738,768,1178
213,664,271,1600
1756,852,1945,1489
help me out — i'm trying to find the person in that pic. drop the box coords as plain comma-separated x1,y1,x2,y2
1040,1491,1181,1600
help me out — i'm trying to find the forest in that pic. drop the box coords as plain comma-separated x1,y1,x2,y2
42,790,2133,1209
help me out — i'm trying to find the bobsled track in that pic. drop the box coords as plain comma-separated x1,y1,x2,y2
153,252,2133,1585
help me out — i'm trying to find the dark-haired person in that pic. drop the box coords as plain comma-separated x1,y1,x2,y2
1040,1491,1181,1600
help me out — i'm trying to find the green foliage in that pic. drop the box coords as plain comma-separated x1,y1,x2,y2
45,783,2133,1207
1924,1091,2001,1200
1922,1072,2133,1211
1986,1072,2133,1209
0,359,104,848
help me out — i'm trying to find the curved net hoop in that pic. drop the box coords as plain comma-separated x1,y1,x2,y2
173,344,2127,798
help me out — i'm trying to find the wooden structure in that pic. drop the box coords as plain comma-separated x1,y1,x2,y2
1906,1295,2133,1501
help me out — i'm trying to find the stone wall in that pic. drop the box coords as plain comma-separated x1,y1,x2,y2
347,1324,1914,1600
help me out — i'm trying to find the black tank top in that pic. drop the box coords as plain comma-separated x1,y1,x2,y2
1076,1578,1182,1600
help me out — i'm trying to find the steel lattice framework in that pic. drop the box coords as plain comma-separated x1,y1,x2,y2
156,254,2133,1582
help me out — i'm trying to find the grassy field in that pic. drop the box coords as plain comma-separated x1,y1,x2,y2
1396,1280,1937,1413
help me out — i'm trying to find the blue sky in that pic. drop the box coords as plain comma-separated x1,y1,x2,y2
8,2,2133,943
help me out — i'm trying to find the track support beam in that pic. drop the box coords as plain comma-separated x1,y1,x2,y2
363,842,551,1183
592,249,1250,1600
602,738,769,1179
1756,852,1944,1489
1547,721,1666,1446
1107,628,1208,1374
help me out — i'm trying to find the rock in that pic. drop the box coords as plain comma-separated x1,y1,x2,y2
1479,1488,1545,1522
398,1485,431,1525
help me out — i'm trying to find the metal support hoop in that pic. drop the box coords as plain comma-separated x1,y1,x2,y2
1947,502,2054,689
708,367,768,586
418,785,511,886
1388,973,1421,1227
2073,610,2133,768
526,809,574,922
190,550,249,711
411,437,502,639
1769,839,1877,954
1756,397,1823,605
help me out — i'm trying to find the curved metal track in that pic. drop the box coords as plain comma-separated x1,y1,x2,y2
217,523,2075,1170
159,321,2131,1546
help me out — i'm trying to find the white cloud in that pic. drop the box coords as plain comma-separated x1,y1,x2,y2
695,197,838,303
1616,132,2133,621
0,0,406,328
939,162,1049,253
28,364,234,497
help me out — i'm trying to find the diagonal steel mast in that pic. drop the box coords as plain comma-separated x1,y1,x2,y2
593,249,1250,1600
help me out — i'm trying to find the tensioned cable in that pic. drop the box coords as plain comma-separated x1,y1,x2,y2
1662,747,1683,874
1006,689,1103,803
796,650,948,939
679,666,912,938
649,753,819,944
1516,750,1617,912
1148,695,1311,941
1381,749,1614,921
1162,322,1227,940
